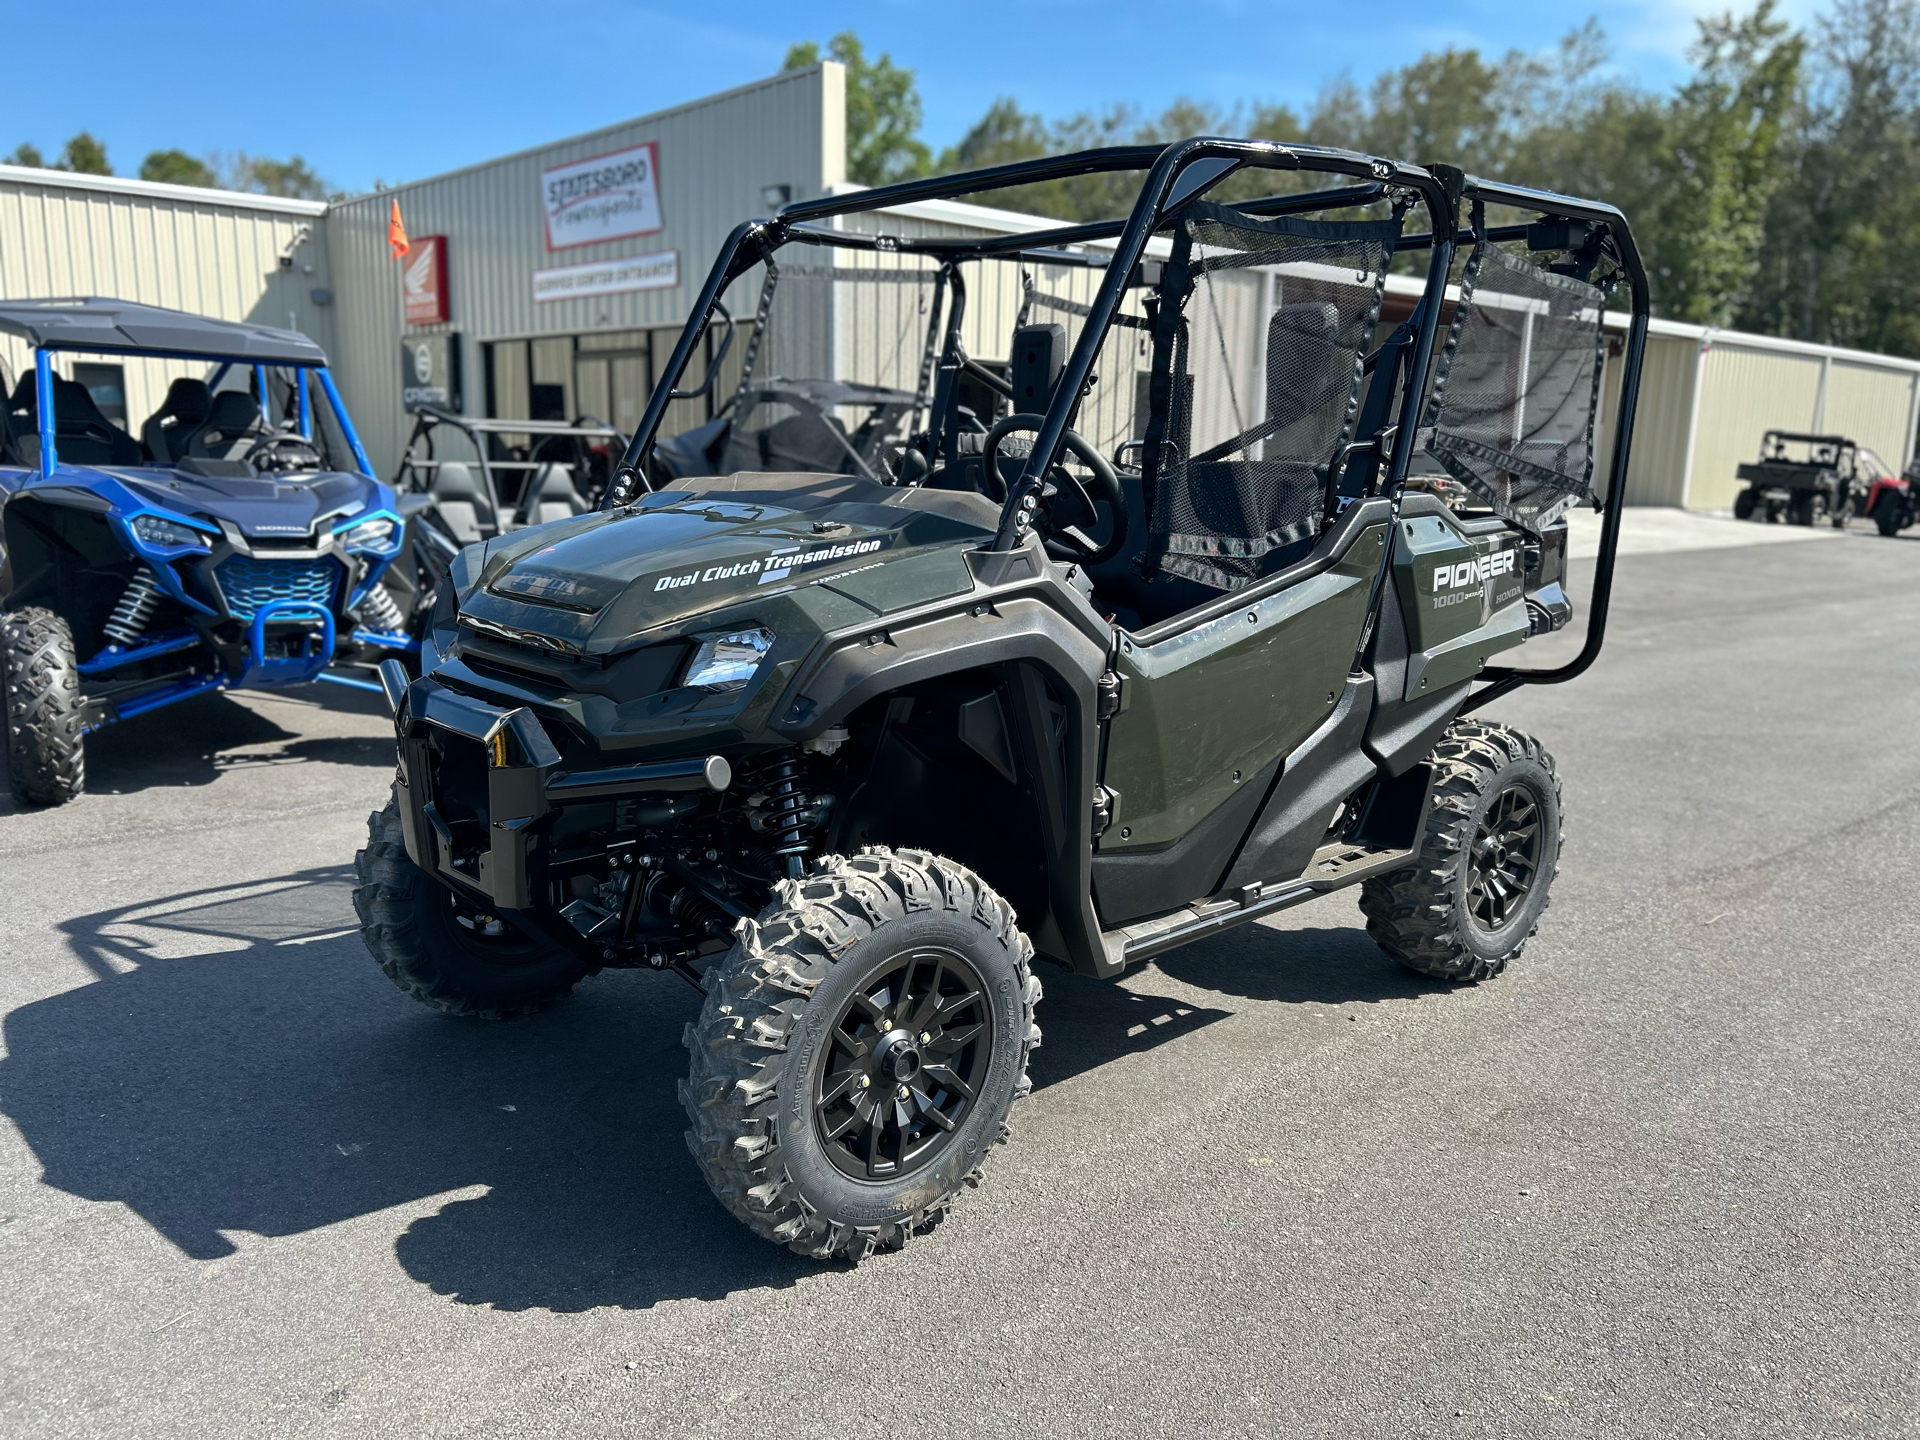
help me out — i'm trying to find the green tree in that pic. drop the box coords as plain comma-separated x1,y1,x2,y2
211,151,330,199
139,149,216,187
785,33,932,186
1745,0,1920,354
55,131,111,175
3,142,45,168
1642,3,1804,324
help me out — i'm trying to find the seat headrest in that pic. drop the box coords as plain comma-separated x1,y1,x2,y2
203,389,262,436
1010,324,1068,412
157,377,213,424
52,376,112,429
431,461,481,501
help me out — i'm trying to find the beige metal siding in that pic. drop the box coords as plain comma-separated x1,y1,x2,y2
325,65,843,475
1823,362,1918,471
1598,332,1696,507
0,170,332,433
1688,343,1824,510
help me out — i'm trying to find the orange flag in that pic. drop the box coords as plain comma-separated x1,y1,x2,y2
388,199,409,260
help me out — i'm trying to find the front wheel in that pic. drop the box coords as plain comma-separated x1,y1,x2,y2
1733,487,1758,520
1876,502,1906,538
1359,721,1564,982
352,795,592,1017
682,847,1042,1261
2,606,86,805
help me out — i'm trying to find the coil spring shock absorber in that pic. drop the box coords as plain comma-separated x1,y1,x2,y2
759,750,815,879
355,582,405,634
102,570,162,646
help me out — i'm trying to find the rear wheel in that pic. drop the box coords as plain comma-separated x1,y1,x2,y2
352,794,591,1017
682,847,1041,1261
1359,721,1563,983
1733,487,1758,520
1876,499,1906,537
2,606,86,806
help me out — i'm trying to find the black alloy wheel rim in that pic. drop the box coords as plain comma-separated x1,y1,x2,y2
813,946,991,1182
1466,784,1543,933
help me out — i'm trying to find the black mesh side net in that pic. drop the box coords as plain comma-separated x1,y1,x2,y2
1145,202,1402,590
1421,241,1606,531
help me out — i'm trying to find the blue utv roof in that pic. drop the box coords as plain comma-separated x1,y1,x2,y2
0,297,329,366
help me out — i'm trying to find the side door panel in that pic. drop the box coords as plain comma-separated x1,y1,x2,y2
1099,522,1387,854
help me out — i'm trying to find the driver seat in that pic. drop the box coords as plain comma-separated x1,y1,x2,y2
142,378,213,464
520,463,591,525
183,390,263,459
430,462,497,544
12,374,143,466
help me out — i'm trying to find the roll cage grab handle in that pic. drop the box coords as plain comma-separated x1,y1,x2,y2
608,142,1649,698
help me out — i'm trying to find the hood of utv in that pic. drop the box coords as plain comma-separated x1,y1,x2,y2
85,464,380,539
457,473,1000,651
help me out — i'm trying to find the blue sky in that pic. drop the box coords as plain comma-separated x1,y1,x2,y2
7,0,1811,195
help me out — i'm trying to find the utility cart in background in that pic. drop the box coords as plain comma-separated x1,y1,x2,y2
1733,430,1876,527
353,139,1649,1262
0,299,438,805
392,406,625,545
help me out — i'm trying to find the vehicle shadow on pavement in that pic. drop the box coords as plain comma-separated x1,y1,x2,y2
1152,920,1448,1007
0,689,396,810
3,866,1428,1313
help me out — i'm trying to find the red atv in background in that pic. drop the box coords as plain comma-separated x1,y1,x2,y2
1862,454,1919,538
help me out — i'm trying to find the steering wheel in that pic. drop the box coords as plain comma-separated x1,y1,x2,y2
983,413,1129,566
244,428,325,472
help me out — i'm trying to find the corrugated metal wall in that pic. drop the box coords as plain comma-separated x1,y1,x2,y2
1691,344,1826,509
0,167,331,427
1595,331,1696,506
1824,362,1919,472
325,65,842,475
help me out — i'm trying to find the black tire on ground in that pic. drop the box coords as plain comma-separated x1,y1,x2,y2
1733,487,1758,520
1830,496,1851,529
2,606,86,806
352,793,592,1018
682,847,1042,1262
1876,501,1905,538
1358,720,1564,983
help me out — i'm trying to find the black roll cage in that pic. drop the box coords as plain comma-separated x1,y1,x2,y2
610,140,1650,702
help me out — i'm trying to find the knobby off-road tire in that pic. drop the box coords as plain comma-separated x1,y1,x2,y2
1359,720,1563,983
682,847,1042,1262
353,793,591,1018
2,606,86,806
1876,501,1905,538
1733,488,1759,520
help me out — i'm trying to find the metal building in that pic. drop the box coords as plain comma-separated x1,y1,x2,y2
0,164,329,431
2,60,1917,500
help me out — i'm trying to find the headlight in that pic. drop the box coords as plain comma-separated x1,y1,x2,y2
338,517,398,552
683,627,773,691
130,514,213,550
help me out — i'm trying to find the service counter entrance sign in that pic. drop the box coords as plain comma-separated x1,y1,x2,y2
402,334,462,412
403,235,449,325
541,143,663,249
532,250,678,303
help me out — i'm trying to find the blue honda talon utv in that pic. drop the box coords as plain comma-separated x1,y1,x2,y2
0,298,429,805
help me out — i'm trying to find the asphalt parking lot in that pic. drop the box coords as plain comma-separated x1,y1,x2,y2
2,514,1915,1439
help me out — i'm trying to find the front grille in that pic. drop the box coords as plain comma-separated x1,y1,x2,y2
214,555,342,620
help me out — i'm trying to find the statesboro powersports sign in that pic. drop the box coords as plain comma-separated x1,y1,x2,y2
541,142,663,250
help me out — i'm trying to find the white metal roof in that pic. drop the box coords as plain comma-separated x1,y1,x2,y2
0,163,328,217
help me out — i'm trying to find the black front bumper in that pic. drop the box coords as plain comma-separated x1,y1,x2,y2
382,661,730,911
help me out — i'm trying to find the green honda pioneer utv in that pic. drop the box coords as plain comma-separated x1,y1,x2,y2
354,140,1647,1261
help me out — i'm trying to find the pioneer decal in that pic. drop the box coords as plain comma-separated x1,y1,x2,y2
1428,546,1518,610
649,536,890,593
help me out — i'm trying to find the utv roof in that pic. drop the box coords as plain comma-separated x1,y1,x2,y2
0,297,330,366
